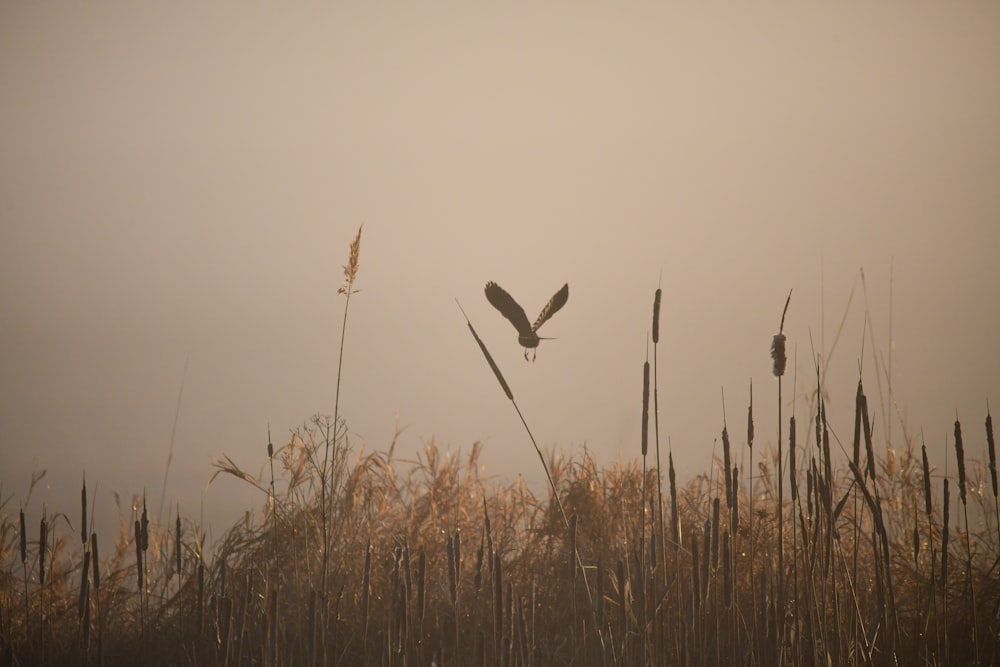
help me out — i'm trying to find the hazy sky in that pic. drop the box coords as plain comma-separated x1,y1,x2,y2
2,2,998,542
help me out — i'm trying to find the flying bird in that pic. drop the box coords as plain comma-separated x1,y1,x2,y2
485,281,569,361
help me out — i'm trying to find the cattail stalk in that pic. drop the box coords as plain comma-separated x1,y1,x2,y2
953,419,980,663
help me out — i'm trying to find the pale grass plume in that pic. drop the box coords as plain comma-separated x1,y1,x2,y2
338,224,363,295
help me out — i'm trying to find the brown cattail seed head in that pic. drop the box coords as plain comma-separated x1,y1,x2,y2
921,443,933,517
987,410,997,499
954,420,967,506
19,507,27,565
641,361,650,456
39,512,48,587
941,478,950,582
652,288,662,344
81,474,88,544
771,333,787,377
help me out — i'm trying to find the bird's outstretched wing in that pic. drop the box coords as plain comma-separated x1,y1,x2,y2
485,282,533,337
532,283,569,333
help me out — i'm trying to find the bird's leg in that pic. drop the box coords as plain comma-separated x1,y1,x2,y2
531,349,537,362
524,348,530,362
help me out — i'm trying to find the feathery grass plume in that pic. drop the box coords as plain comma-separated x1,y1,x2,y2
954,419,967,506
641,361,650,456
988,408,997,498
338,224,363,295
941,478,950,583
81,473,87,544
921,442,933,517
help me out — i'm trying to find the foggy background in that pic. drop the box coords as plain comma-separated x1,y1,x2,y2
2,2,998,545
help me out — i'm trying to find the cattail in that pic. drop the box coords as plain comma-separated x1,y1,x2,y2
641,361,650,456
90,533,100,591
39,511,47,588
483,499,494,563
941,478,950,583
81,473,88,544
140,500,149,551
789,416,798,501
175,510,182,577
853,380,863,469
987,409,997,499
446,533,456,604
731,466,740,533
79,548,91,620
453,530,462,599
652,288,662,344
701,519,710,600
134,520,143,590
19,507,26,565
474,533,485,592
711,497,720,570
861,389,875,480
954,419,967,506
771,334,787,377
772,290,791,377
747,380,754,450
921,443,933,517
806,465,813,518
912,511,920,565
722,427,733,508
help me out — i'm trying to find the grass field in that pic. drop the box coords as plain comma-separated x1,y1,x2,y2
2,229,997,666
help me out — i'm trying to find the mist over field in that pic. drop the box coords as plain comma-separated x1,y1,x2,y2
2,1,998,551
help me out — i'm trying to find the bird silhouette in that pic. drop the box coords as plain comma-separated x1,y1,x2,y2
484,281,569,361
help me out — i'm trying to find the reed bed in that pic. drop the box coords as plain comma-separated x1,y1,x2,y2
1,232,996,665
